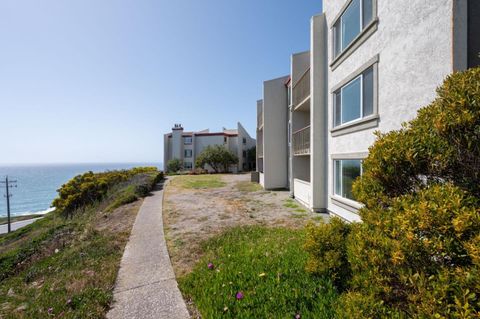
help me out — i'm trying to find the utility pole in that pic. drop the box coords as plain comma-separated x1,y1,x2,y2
1,176,17,233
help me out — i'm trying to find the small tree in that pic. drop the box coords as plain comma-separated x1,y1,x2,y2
167,158,182,173
195,145,238,173
246,146,256,171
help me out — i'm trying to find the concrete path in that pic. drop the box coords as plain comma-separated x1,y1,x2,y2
0,218,43,234
107,179,190,319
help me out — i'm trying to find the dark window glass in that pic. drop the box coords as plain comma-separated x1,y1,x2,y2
341,77,361,124
334,21,341,57
362,66,374,116
335,92,342,126
341,0,361,50
362,0,373,28
335,159,362,200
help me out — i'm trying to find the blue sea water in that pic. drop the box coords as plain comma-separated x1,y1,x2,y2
0,163,162,217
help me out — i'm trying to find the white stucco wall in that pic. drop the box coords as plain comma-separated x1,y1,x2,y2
263,75,290,189
324,0,457,221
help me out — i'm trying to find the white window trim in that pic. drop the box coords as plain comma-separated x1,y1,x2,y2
335,74,364,127
333,159,363,200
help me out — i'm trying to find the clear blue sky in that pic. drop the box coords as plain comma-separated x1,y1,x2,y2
0,0,322,164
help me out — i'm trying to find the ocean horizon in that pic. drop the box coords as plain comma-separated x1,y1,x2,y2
0,162,163,218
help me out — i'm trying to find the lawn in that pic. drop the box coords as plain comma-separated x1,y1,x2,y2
179,226,338,318
173,175,227,189
234,181,263,192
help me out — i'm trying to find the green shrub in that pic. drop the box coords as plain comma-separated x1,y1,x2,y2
195,145,238,173
306,67,480,318
304,218,353,291
167,159,183,173
52,167,161,217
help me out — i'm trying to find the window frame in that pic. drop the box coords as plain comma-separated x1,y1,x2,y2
184,162,193,170
184,136,192,145
333,159,363,200
331,54,379,137
330,0,378,70
334,74,364,127
184,149,193,158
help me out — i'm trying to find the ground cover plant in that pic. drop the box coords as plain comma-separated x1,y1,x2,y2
0,167,163,318
180,226,338,318
305,67,480,317
234,181,263,192
172,174,226,189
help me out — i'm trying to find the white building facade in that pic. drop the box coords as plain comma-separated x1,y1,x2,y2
164,123,256,173
257,0,480,222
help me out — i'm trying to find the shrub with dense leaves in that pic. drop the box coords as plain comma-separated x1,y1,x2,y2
167,159,183,173
306,67,480,318
52,167,162,217
195,145,238,173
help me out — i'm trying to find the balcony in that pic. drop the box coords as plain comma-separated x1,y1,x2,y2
292,125,310,155
292,68,310,110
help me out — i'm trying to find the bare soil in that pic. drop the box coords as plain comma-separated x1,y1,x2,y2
163,174,329,277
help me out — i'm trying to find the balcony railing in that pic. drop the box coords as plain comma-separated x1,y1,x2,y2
292,125,310,155
292,68,310,108
257,109,263,128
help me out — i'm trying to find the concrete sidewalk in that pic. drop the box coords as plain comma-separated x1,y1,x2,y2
107,179,190,319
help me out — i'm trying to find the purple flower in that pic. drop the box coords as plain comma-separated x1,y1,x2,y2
295,313,301,319
207,263,214,270
66,299,72,305
236,291,244,300
47,307,53,315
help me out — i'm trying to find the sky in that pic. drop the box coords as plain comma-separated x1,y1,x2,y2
0,0,322,164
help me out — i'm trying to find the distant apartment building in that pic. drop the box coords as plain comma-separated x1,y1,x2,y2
256,0,480,222
164,123,256,173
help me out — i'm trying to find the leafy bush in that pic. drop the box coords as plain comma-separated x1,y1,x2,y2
306,67,480,318
195,145,238,173
304,218,353,291
52,167,162,217
167,159,183,173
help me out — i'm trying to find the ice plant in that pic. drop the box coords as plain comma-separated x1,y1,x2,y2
47,308,53,315
236,291,244,300
295,313,301,319
207,263,214,270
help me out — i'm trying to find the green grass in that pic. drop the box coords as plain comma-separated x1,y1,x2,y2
0,214,43,225
284,199,302,209
0,169,161,318
234,181,263,192
179,226,338,318
174,175,226,189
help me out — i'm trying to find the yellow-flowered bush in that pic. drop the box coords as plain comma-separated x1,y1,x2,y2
306,67,480,318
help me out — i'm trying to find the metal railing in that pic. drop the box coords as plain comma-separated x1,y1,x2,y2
292,125,310,155
292,68,310,108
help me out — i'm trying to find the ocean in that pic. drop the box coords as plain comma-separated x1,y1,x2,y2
0,163,162,218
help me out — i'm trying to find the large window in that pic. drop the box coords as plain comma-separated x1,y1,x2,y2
184,136,192,145
334,66,373,127
334,0,374,57
184,162,193,170
184,149,192,158
334,159,362,200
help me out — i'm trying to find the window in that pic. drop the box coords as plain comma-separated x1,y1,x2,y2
224,137,227,143
242,137,247,144
184,149,192,158
334,66,374,127
184,136,192,145
243,150,247,158
184,162,193,170
334,0,374,58
334,159,362,200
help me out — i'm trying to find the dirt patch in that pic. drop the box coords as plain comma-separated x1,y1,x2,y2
95,200,142,234
163,174,329,278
